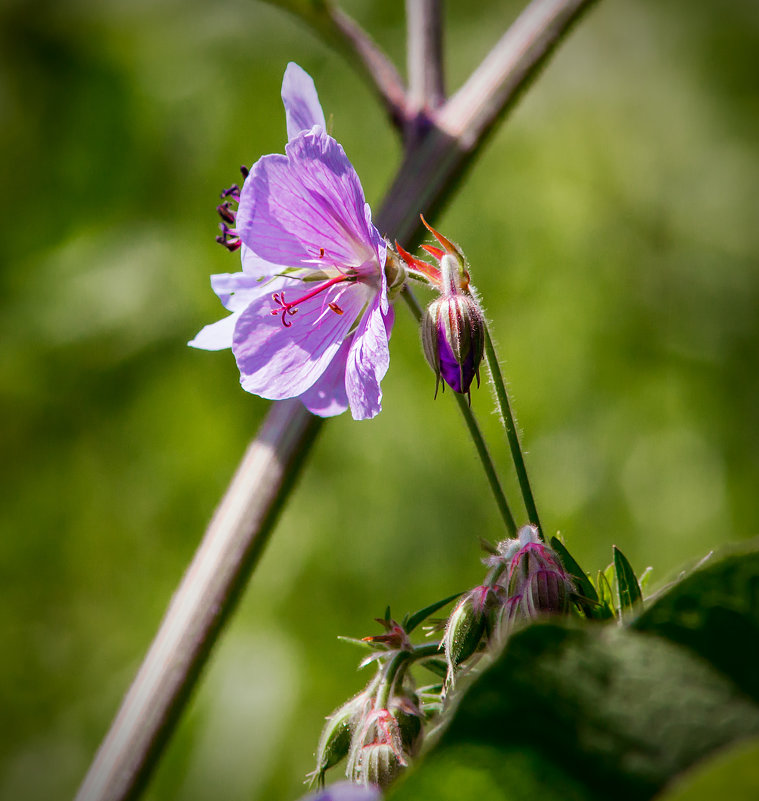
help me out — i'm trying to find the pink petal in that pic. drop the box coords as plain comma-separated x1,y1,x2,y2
282,62,326,142
298,336,351,417
345,299,394,420
210,271,269,312
188,310,241,351
233,277,372,400
235,129,384,274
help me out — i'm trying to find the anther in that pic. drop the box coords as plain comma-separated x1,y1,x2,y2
219,184,240,200
216,223,241,252
216,202,236,225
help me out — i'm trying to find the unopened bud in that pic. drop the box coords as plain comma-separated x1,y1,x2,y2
389,694,424,758
422,293,485,396
442,586,501,675
353,743,404,788
310,693,370,785
497,525,575,631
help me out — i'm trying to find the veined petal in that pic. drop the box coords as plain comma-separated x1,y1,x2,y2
282,62,326,142
240,243,284,279
236,129,384,273
298,336,351,417
210,271,271,312
345,298,394,420
188,310,242,351
233,277,372,401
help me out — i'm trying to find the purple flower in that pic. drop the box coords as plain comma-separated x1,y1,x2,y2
190,63,393,420
299,781,381,801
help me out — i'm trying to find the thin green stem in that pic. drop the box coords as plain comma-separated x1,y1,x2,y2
401,287,517,537
483,325,543,537
454,394,517,536
375,642,444,709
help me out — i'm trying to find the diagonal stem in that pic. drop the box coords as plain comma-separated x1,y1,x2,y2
75,401,322,801
75,2,600,799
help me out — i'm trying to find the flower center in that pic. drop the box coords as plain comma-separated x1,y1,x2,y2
270,274,356,327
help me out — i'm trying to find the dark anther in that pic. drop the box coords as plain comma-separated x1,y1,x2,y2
219,184,240,201
216,223,241,252
240,165,250,179
217,202,236,225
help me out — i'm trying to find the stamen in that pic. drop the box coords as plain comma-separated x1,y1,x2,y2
328,302,344,315
216,201,236,225
216,223,241,252
219,184,240,200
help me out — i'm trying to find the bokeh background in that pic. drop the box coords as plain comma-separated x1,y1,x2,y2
2,0,758,799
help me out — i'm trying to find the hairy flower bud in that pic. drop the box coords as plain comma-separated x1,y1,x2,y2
442,585,501,677
496,525,575,633
422,293,485,396
309,693,371,786
353,743,404,788
388,693,424,757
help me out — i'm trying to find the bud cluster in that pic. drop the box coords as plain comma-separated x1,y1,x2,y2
309,531,577,796
309,620,427,792
441,526,576,682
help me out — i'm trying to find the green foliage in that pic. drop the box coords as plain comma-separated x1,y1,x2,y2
389,547,759,800
404,592,463,634
654,737,759,801
613,545,643,616
634,546,759,703
550,536,610,620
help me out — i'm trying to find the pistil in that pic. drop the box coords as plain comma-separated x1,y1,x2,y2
271,274,355,327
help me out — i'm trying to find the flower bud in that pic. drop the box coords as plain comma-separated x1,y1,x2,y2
422,293,485,396
442,586,501,676
353,743,404,788
310,693,371,786
346,707,408,788
388,693,424,757
497,525,575,632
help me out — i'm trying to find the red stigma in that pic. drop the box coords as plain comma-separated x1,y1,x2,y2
270,274,355,327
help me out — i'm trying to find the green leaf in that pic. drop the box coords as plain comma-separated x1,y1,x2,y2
405,592,463,634
336,635,375,651
595,568,615,617
653,736,759,801
634,546,759,703
613,545,643,616
388,622,759,801
550,537,611,620
419,658,448,679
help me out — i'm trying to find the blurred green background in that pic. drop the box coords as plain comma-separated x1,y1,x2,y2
1,0,758,799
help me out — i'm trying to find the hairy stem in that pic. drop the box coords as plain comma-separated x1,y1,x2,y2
454,393,518,536
484,325,543,536
401,286,517,537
